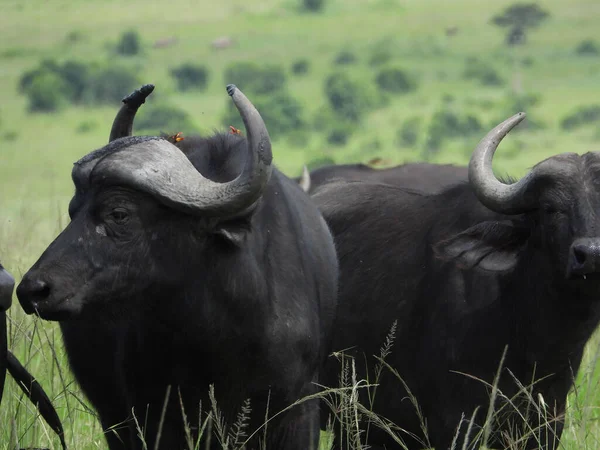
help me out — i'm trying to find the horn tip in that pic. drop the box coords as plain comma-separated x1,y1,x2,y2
507,111,526,129
299,165,311,193
122,84,155,107
226,84,237,97
509,111,527,125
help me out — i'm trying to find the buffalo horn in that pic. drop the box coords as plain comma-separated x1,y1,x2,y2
108,84,155,143
96,85,272,218
7,352,67,449
299,165,311,193
469,112,537,214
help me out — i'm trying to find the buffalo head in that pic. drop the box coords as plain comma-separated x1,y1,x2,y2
17,84,273,320
437,113,600,281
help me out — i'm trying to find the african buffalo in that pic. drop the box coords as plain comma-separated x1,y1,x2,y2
314,113,600,449
296,161,468,194
1,264,66,449
16,84,339,450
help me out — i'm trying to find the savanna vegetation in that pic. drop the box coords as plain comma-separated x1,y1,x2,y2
1,0,600,448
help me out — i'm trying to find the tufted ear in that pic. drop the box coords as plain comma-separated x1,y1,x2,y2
434,220,530,272
212,219,252,247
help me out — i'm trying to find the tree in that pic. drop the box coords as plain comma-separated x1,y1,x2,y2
170,64,209,92
302,0,325,12
115,30,142,56
491,3,549,95
491,3,549,46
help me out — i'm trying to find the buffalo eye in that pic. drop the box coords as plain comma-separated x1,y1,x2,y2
107,208,130,225
541,203,565,216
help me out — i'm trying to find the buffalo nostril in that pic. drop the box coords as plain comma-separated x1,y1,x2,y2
573,247,587,266
17,279,51,302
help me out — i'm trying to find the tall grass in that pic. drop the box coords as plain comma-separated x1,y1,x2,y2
3,255,600,449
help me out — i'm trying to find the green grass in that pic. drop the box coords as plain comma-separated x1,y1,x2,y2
1,0,600,448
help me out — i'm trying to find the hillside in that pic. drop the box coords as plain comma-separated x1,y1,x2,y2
2,0,600,448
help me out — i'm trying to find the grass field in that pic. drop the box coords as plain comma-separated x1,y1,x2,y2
1,0,600,448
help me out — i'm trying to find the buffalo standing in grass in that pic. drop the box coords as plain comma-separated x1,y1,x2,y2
1,264,66,449
295,162,468,194
17,84,339,450
315,113,600,449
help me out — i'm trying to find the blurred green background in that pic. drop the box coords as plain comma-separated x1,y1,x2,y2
1,0,600,448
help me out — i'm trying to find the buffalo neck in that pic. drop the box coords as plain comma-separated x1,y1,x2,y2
503,246,600,378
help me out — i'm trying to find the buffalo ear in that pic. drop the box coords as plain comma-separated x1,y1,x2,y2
212,220,251,247
433,220,530,272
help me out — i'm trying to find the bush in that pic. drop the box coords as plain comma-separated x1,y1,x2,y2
27,72,69,112
60,60,90,103
334,50,357,65
397,116,422,147
368,48,392,67
65,30,84,44
561,105,600,130
19,59,61,93
20,59,89,103
302,0,325,12
324,72,377,123
463,58,504,86
223,91,305,137
76,120,97,133
3,131,18,142
88,65,139,104
327,126,349,146
19,59,139,109
442,94,455,104
424,108,483,153
291,59,310,76
375,66,416,94
115,30,142,56
170,64,209,92
576,40,600,56
1,47,30,59
136,103,199,135
522,56,535,66
224,62,286,95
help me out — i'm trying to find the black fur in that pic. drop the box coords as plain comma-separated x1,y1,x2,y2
17,133,339,450
314,153,600,450
295,162,468,194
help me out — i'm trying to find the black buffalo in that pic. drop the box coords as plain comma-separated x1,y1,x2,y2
17,84,339,450
1,264,66,449
295,162,468,194
314,113,600,449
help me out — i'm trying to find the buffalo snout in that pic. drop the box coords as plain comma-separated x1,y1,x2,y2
16,276,52,315
0,267,14,312
568,238,600,278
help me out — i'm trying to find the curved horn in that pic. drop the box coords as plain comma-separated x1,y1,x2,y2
225,84,273,204
7,352,67,449
469,112,535,214
298,165,311,193
108,84,155,143
92,85,272,218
